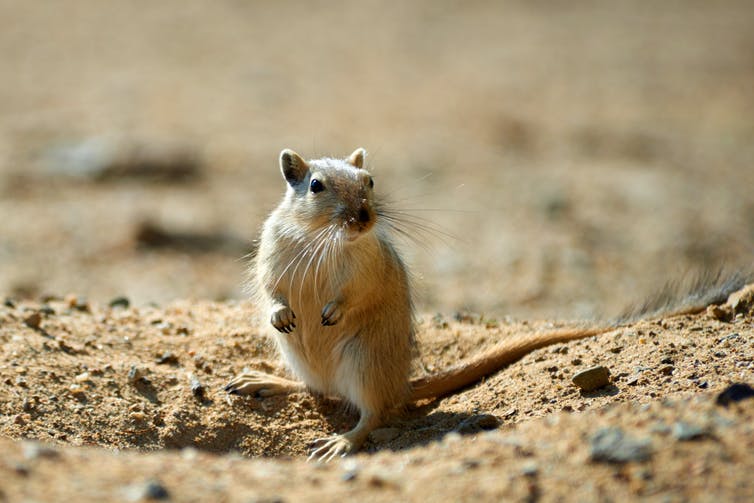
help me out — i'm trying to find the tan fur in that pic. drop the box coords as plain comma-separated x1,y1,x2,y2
226,148,413,461
226,148,747,461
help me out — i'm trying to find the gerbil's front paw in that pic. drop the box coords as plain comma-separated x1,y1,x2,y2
321,301,343,326
308,434,354,463
271,306,296,333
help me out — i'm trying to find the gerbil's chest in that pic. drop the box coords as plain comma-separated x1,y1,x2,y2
266,233,381,294
267,243,343,301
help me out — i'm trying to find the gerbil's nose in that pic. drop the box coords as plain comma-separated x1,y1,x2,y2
358,207,370,224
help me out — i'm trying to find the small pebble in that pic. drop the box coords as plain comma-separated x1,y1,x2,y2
128,366,148,384
65,294,89,312
155,352,179,365
503,408,518,418
455,414,500,434
3,297,16,308
69,384,86,400
672,421,708,441
716,383,754,406
190,374,205,399
39,305,55,316
625,375,641,386
590,427,652,463
129,411,146,421
125,479,170,501
659,365,674,376
707,304,732,322
23,312,42,329
521,461,539,477
341,470,358,482
109,296,131,309
74,372,91,383
572,366,610,392
22,441,60,460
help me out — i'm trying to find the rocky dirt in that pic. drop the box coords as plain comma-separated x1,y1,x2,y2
1,1,754,501
0,286,753,501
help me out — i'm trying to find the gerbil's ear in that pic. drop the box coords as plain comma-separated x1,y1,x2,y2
279,149,309,185
347,148,366,169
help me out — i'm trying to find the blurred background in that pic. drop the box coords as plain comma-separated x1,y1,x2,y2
0,0,752,319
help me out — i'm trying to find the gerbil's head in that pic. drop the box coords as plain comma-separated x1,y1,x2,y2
279,148,377,242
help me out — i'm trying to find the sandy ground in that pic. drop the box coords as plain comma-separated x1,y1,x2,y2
1,1,754,501
0,286,753,501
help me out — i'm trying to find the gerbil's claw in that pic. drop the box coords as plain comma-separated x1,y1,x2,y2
271,306,296,333
320,301,343,326
307,434,353,463
224,370,301,397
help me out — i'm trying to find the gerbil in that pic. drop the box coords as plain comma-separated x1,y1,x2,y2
226,148,414,461
225,148,751,461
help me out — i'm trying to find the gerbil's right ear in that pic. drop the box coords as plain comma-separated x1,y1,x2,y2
279,149,309,185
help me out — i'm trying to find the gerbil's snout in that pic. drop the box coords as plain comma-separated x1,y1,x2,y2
342,201,375,240
358,206,370,224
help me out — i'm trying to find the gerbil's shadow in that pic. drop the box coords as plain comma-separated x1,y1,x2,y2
362,403,501,454
227,389,505,455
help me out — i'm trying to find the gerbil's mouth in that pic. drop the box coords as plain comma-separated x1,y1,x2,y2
343,221,373,241
339,204,375,242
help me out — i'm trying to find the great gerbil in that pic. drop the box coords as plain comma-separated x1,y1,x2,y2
226,148,414,461
225,148,750,461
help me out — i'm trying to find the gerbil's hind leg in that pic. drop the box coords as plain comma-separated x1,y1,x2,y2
224,370,305,397
308,410,381,463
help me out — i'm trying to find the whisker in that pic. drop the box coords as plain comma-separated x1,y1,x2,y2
298,226,331,308
377,210,459,245
269,226,329,296
313,226,338,305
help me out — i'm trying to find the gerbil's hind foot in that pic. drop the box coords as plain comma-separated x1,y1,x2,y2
308,434,355,463
271,305,296,333
307,411,381,462
224,370,304,397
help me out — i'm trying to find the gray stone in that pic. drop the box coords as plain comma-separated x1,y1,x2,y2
590,427,652,463
672,421,708,441
572,366,610,392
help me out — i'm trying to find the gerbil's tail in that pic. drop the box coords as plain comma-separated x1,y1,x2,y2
615,267,753,323
410,327,608,401
410,267,753,402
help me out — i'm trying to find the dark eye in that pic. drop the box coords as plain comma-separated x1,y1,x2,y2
310,178,324,193
368,177,374,189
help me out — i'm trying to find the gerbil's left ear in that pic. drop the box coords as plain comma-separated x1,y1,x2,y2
347,148,366,169
280,149,309,185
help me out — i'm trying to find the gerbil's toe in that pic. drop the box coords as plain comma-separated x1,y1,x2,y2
225,371,303,398
308,434,354,463
224,370,277,397
271,306,296,333
321,301,343,326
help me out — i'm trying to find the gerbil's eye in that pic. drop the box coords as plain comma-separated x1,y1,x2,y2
310,178,324,193
368,177,374,189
